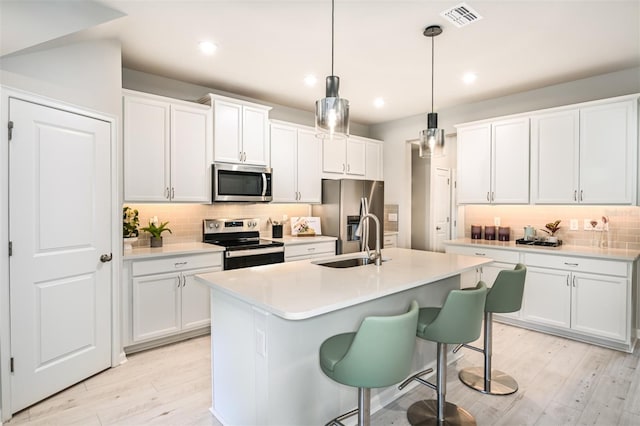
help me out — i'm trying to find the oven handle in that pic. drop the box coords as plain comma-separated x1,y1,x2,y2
261,173,267,197
226,246,285,258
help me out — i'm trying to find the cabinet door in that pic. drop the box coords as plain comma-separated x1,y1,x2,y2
213,99,243,164
521,267,571,329
365,140,383,181
571,273,628,341
322,138,347,174
491,117,529,204
456,123,491,204
296,128,322,203
181,270,215,330
242,106,269,165
579,100,635,204
170,104,211,202
270,123,298,202
123,95,170,202
132,273,181,342
530,109,580,204
346,138,366,176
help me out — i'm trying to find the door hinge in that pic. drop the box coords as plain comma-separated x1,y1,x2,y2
10,357,14,373
8,121,13,141
8,241,12,257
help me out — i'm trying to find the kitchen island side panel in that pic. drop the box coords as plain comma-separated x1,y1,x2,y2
210,277,459,426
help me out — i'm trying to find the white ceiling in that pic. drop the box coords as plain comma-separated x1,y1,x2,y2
38,1,640,124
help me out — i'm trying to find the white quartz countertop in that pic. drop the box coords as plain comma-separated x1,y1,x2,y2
123,242,224,260
196,248,491,320
444,238,640,262
261,235,337,245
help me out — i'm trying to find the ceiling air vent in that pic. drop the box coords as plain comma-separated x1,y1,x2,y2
440,2,483,28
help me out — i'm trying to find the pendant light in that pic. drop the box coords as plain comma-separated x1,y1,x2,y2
315,0,349,140
419,25,445,158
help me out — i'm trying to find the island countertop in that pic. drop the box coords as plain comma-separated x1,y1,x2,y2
196,247,491,320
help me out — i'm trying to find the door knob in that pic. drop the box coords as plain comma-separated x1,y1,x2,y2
100,253,112,263
436,226,442,230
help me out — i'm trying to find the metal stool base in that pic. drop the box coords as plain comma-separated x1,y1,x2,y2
458,366,518,395
407,400,476,426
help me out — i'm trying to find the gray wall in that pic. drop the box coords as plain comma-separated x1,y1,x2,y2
122,68,371,138
371,67,640,248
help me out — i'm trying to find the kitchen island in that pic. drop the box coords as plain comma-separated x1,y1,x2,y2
196,248,491,425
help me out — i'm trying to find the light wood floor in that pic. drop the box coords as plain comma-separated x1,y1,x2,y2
6,323,640,425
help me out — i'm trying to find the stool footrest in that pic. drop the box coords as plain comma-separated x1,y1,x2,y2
324,407,358,426
398,367,435,391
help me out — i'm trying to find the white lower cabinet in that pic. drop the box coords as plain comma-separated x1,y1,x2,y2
125,252,222,350
284,241,335,262
445,243,635,352
383,233,397,248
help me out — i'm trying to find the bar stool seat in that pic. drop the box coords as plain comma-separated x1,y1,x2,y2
400,282,487,426
456,263,527,396
319,300,420,426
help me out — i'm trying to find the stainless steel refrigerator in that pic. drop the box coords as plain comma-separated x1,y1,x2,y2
312,179,384,254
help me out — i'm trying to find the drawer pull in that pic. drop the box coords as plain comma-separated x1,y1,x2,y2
474,252,486,256
564,262,579,267
307,247,316,252
175,261,188,268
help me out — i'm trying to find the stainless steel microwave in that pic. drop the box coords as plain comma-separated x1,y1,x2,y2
212,163,272,202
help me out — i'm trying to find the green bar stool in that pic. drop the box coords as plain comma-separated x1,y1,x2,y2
319,300,420,426
455,264,527,395
399,282,487,426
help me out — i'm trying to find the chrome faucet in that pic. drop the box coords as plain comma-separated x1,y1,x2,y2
359,213,382,266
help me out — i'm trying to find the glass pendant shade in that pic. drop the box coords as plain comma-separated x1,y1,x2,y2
316,75,349,140
419,112,444,158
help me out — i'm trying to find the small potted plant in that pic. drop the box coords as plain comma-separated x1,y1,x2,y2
540,220,561,243
141,216,172,247
123,206,140,250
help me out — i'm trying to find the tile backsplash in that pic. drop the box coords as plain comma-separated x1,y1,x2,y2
124,203,312,247
464,205,640,250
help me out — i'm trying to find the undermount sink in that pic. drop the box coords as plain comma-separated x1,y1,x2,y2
315,256,388,268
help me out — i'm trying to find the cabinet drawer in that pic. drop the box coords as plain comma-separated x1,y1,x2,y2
132,253,223,276
525,253,628,277
445,245,519,263
285,241,335,258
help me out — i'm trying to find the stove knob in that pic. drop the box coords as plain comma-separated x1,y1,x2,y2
214,223,220,228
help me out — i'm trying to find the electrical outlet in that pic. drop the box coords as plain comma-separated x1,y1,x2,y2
584,219,592,230
388,213,398,222
494,217,501,226
569,219,579,231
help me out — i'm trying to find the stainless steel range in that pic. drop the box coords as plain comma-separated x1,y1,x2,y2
203,218,284,270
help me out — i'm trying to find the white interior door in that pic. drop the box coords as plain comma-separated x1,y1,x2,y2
430,167,451,252
9,98,112,413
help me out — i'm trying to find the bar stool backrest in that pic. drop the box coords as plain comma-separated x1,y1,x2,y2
485,263,527,314
333,301,420,389
421,282,488,345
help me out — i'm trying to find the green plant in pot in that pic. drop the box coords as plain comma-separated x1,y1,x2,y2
141,216,172,247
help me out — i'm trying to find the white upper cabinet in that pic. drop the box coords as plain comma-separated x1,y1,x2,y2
270,121,321,203
457,117,529,204
532,98,637,204
322,137,366,178
201,94,271,166
365,139,384,181
123,90,211,203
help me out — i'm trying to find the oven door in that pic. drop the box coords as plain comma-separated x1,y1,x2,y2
213,163,272,202
224,247,284,270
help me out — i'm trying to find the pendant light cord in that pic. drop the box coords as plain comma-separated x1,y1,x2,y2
331,0,335,76
431,34,434,114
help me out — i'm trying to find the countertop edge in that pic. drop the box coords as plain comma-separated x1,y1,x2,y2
123,242,225,260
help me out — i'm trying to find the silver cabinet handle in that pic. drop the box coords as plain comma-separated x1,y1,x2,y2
566,275,570,286
100,253,112,263
182,274,186,287
474,252,486,256
165,187,170,199
347,164,350,172
175,261,188,268
564,262,579,267
580,190,584,202
572,275,576,287
486,192,490,202
307,247,316,252
574,190,578,201
177,275,181,288
171,187,175,199
342,163,346,172
491,192,495,201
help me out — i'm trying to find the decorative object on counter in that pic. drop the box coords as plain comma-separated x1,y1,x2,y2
523,225,536,241
540,220,561,243
123,206,140,250
515,238,562,247
498,226,510,241
484,226,496,240
315,0,349,140
418,24,445,159
471,225,482,240
268,217,284,238
590,220,599,247
291,217,321,236
141,216,172,247
601,216,609,248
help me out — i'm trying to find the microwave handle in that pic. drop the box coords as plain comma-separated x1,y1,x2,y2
261,173,267,196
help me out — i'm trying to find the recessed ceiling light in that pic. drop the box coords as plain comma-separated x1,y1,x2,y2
198,41,217,55
462,72,477,84
373,97,385,108
304,75,317,87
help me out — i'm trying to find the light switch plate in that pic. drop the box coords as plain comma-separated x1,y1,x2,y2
388,213,398,222
570,219,579,231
